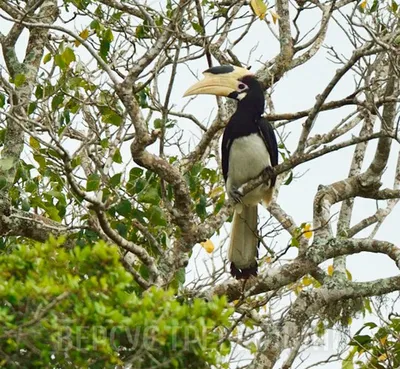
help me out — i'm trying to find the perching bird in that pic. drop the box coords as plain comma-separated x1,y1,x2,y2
184,65,278,279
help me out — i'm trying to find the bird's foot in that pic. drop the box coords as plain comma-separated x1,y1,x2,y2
263,165,275,179
229,188,243,203
264,166,276,186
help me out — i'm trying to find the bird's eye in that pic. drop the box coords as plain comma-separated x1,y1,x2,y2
238,83,247,90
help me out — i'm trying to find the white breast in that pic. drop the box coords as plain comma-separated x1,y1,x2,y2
226,134,271,205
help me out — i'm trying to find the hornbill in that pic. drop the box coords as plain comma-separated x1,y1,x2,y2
184,65,278,279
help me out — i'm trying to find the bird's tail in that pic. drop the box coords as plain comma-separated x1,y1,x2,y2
228,205,258,279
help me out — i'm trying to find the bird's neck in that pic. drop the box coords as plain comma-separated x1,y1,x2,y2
235,98,264,122
236,83,265,121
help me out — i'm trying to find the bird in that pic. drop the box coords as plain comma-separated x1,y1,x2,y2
184,65,278,279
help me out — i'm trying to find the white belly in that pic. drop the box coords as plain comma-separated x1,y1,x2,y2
226,134,271,205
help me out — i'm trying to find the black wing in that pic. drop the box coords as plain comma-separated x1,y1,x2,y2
256,117,278,183
221,129,231,183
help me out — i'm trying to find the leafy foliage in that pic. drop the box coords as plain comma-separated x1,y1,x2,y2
344,316,400,369
0,238,232,368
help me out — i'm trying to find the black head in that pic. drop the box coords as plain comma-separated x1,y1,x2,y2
184,65,265,116
228,74,265,117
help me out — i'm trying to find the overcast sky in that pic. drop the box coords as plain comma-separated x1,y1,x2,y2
1,1,399,367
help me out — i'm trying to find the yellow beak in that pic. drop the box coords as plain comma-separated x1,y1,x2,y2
183,66,252,97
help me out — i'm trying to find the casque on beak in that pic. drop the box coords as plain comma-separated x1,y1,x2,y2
183,66,253,98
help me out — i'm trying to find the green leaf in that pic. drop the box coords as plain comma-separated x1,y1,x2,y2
154,118,163,129
29,136,40,150
21,198,30,211
392,0,398,12
284,171,293,185
100,40,111,60
220,340,231,356
370,0,378,11
129,167,143,180
14,74,26,87
28,101,37,115
147,205,166,226
103,28,114,42
71,156,81,169
248,341,257,354
291,237,299,247
33,154,46,169
364,298,372,313
90,19,101,31
171,268,185,288
63,109,71,124
62,47,76,67
364,322,377,329
138,185,160,205
195,194,207,220
136,89,148,108
25,180,38,193
111,11,123,21
51,94,64,111
109,173,122,188
315,320,325,337
86,173,101,191
342,350,355,369
0,129,6,145
102,110,122,126
0,93,5,108
115,199,131,217
115,222,127,237
35,85,43,99
155,16,163,26
191,22,204,34
43,53,52,64
135,25,146,39
0,158,14,170
0,176,7,190
54,54,66,69
349,334,372,347
112,148,123,164
44,205,61,222
100,138,109,148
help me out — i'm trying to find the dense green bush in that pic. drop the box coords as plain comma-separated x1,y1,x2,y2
0,238,232,368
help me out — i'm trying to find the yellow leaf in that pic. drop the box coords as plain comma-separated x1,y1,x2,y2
380,336,387,345
29,136,40,150
346,269,352,281
264,256,272,264
303,275,313,286
360,0,367,9
292,283,303,295
250,0,267,20
200,239,214,253
80,28,89,40
43,53,52,64
378,353,387,361
270,10,280,24
210,186,224,198
327,264,334,276
303,223,313,239
347,317,352,325
75,29,90,46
